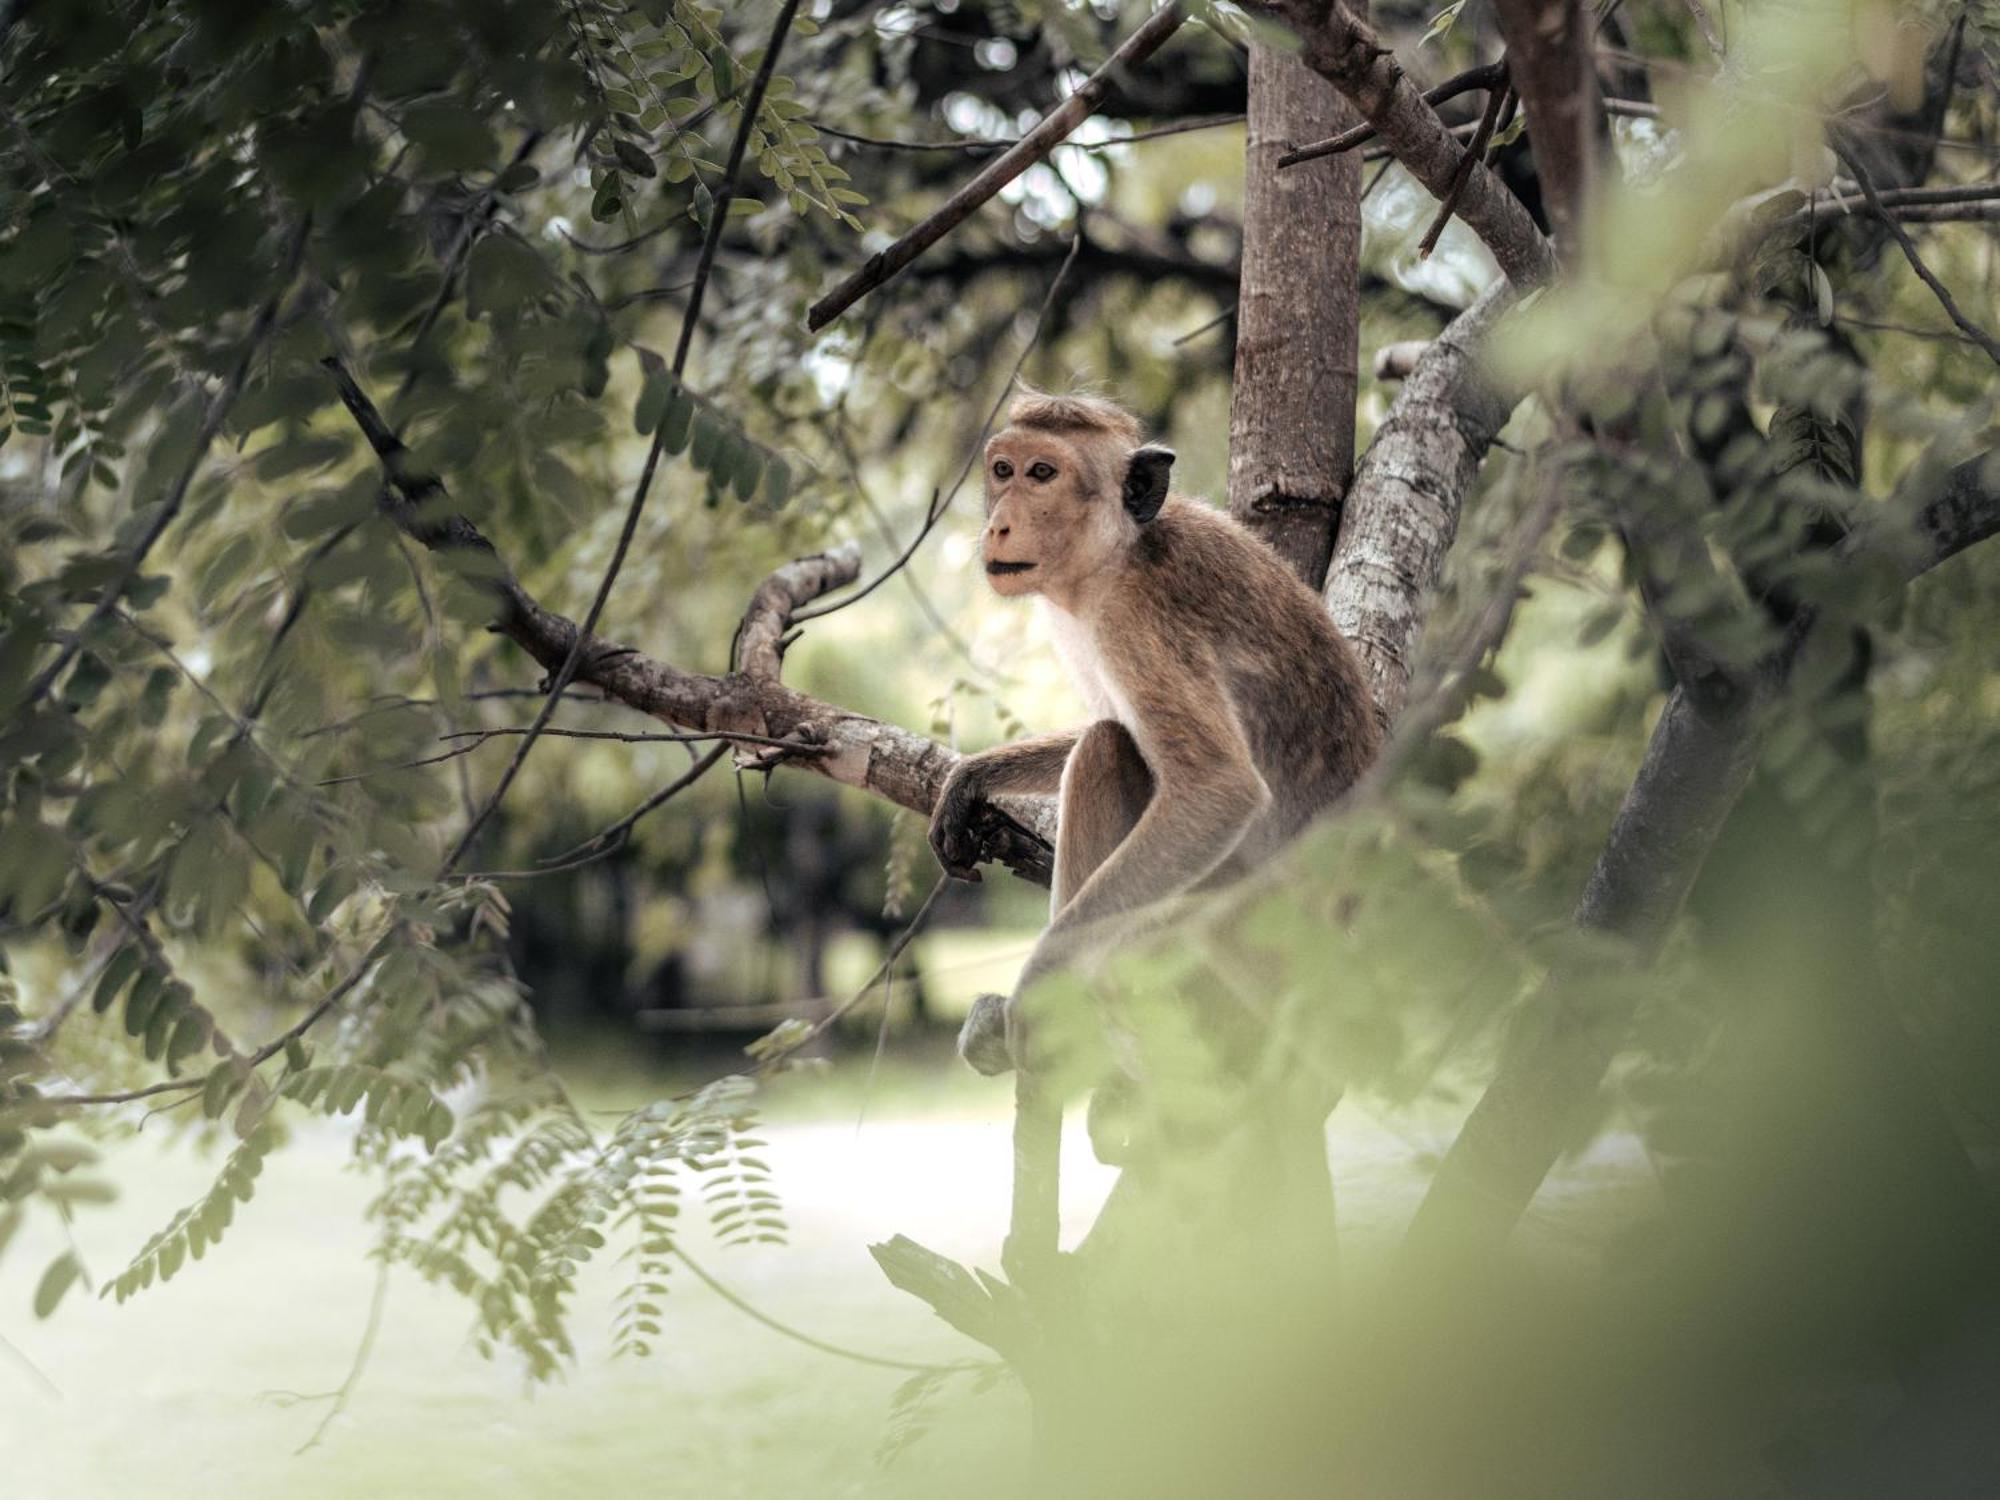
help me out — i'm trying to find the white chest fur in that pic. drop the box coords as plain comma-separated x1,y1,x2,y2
1040,599,1140,732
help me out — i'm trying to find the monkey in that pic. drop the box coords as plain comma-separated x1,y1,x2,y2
929,393,1382,1083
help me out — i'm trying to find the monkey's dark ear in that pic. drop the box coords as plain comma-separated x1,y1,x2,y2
1122,445,1175,523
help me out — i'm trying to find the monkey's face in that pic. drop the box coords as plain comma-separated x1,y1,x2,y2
979,428,1128,603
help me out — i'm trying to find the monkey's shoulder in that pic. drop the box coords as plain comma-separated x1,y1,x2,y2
1130,498,1341,631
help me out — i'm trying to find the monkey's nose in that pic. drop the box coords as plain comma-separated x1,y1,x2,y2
988,523,1010,540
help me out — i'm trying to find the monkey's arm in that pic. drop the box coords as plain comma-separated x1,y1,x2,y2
929,730,1082,879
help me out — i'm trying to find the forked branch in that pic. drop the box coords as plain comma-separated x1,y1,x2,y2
320,357,1057,883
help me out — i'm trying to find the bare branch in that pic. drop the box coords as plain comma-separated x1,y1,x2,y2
1405,440,2000,1255
1326,282,1518,724
1254,1,1557,287
1276,60,1506,167
805,4,1189,330
1830,136,2000,367
321,358,1057,884
810,112,1242,156
1415,82,1513,259
437,0,807,876
1489,0,1603,245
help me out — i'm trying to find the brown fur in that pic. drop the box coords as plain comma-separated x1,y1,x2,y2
932,394,1381,1075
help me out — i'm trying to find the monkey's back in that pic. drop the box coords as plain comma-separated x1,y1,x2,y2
1126,496,1381,848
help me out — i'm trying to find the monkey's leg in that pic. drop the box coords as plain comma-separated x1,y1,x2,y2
956,720,1153,1075
1002,721,1153,1280
1052,719,1153,916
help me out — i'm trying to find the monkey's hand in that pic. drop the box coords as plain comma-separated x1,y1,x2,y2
956,992,1016,1076
928,763,989,882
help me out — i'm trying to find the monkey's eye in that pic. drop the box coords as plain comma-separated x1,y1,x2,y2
992,459,1014,480
1027,461,1057,482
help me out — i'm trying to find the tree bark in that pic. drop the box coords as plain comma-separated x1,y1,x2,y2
1255,0,1558,288
1405,444,2000,1257
319,358,1059,881
1226,45,1363,591
1325,281,1515,725
1489,0,1603,247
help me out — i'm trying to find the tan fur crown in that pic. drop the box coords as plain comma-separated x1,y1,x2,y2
1006,392,1142,447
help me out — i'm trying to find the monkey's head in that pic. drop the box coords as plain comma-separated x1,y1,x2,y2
979,393,1175,604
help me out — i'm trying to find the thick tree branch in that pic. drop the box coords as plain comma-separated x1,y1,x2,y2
806,3,1188,330
320,358,1056,884
1276,60,1507,167
1489,0,1603,246
1254,1,1557,287
1407,442,2000,1255
1884,447,2000,580
1325,282,1518,724
1227,45,1364,589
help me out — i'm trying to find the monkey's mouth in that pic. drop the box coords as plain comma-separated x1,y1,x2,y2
985,560,1036,576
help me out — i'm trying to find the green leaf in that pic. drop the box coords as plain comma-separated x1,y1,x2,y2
658,389,695,454
92,946,144,1015
634,370,675,436
123,966,166,1037
1420,0,1468,46
33,1251,80,1319
166,1010,213,1075
763,456,791,508
201,1061,246,1120
308,866,358,924
731,445,763,502
464,234,550,321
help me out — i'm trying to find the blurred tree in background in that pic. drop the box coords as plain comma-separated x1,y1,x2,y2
3,0,2000,1493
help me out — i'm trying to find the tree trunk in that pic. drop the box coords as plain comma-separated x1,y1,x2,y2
1226,44,1363,592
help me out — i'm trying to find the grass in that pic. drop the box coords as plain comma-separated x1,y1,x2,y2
2,1023,1649,1499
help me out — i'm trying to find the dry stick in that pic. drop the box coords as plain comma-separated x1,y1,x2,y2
316,726,810,787
530,743,731,871
672,1245,970,1373
1277,60,1508,167
1832,135,2000,368
805,3,1187,331
810,112,1245,156
17,215,311,711
1417,82,1513,258
445,725,816,750
1173,303,1236,345
793,232,1085,624
439,0,804,876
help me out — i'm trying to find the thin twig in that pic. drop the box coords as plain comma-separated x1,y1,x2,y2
437,0,804,876
318,726,816,788
392,130,545,410
1173,303,1236,346
794,232,1084,624
1832,135,2000,368
811,112,1242,155
1278,60,1508,168
672,1245,971,1373
1418,82,1513,258
540,743,731,866
806,4,1187,330
44,931,395,1108
809,876,948,1039
286,1261,390,1454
